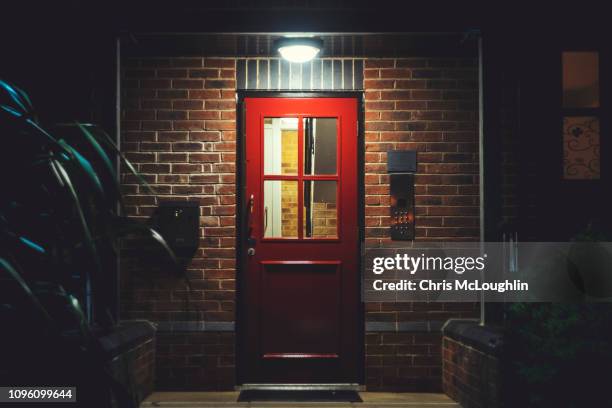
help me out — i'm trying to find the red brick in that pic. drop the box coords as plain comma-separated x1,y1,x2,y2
140,142,170,152
221,111,236,120
157,110,187,120
204,59,235,68
173,142,203,151
189,110,220,120
380,69,412,78
172,79,203,89
189,89,221,99
189,68,219,78
190,131,221,142
157,69,188,78
205,121,235,131
190,153,221,163
172,185,203,194
380,111,412,121
366,101,395,111
190,175,220,184
158,131,189,142
171,164,202,173
158,153,187,162
365,91,381,100
173,121,205,131
125,152,155,163
205,80,236,89
157,90,188,99
220,70,235,79
365,60,395,68
173,100,203,109
205,100,235,110
171,58,203,68
364,79,395,89
142,121,172,131
365,122,394,131
364,69,380,78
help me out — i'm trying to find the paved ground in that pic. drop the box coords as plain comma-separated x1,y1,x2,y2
141,392,461,407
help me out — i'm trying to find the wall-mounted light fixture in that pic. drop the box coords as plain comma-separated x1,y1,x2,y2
275,37,323,63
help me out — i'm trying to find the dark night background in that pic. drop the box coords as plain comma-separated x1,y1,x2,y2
2,2,612,407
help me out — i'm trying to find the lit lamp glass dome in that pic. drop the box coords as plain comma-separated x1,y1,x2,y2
275,37,323,63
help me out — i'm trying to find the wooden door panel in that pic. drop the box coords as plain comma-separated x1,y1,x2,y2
241,97,359,384
261,262,341,356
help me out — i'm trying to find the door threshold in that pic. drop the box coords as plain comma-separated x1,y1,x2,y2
237,383,363,391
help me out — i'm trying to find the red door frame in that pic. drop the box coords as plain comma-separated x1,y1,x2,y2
235,92,365,385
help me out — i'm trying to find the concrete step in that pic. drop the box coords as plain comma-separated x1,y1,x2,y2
141,391,461,408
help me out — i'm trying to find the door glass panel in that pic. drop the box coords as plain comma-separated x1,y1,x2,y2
562,52,599,108
263,180,298,238
563,116,600,179
264,117,298,175
303,118,337,175
304,180,337,238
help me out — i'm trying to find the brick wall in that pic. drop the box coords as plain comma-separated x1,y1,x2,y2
363,58,480,391
119,55,480,392
156,331,234,390
442,335,501,408
363,58,479,243
366,332,443,391
120,57,237,390
102,322,156,405
311,202,337,237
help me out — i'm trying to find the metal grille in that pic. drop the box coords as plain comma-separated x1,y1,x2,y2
237,58,364,90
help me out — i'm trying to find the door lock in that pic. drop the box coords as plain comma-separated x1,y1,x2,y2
247,247,256,256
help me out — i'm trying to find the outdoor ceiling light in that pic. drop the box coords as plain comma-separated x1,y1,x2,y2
275,37,323,63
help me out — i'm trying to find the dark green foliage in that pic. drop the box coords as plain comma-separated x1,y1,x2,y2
0,79,174,407
505,303,612,407
504,226,612,407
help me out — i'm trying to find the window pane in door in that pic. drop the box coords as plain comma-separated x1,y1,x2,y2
303,118,337,175
303,180,337,238
263,180,298,238
563,116,600,179
264,117,299,175
562,52,599,108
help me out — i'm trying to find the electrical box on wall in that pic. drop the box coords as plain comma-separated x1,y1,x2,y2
152,201,200,257
388,151,416,240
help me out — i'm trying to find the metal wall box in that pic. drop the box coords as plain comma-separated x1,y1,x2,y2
387,150,417,173
153,201,200,256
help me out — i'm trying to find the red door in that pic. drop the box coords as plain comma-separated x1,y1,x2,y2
241,97,360,384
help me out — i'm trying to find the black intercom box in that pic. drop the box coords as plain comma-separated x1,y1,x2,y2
389,173,415,240
387,150,416,240
153,201,200,256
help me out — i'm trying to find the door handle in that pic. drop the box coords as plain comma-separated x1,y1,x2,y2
248,193,254,213
264,206,268,234
247,194,256,247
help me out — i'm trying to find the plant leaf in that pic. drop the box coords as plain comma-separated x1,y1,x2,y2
90,127,155,195
0,257,55,328
111,216,178,266
76,123,121,199
50,157,102,296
